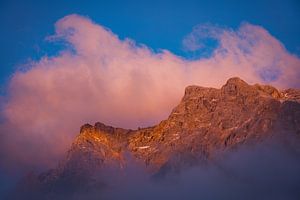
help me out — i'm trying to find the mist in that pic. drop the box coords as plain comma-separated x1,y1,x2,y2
6,137,300,200
99,140,300,200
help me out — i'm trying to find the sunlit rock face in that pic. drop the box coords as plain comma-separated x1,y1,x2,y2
15,77,300,199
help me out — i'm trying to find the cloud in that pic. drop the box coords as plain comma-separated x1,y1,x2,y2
8,139,300,200
0,14,300,172
100,141,300,200
184,22,300,86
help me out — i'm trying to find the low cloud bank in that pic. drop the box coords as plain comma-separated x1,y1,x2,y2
8,139,300,200
98,141,300,200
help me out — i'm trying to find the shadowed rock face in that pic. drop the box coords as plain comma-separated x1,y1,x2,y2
17,77,300,198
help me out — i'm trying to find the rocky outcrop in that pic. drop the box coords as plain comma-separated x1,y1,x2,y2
20,77,300,197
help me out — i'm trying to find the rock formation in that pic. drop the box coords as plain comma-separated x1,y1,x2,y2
16,77,300,198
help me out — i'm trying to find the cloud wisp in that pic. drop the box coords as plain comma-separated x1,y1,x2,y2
0,14,300,171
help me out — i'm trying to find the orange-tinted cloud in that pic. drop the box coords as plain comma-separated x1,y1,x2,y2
1,14,299,170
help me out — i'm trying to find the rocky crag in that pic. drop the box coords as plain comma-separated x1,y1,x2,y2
18,77,300,198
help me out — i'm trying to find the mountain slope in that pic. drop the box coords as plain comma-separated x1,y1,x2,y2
17,77,300,198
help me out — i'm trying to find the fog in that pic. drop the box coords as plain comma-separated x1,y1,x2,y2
5,138,299,200
100,140,300,200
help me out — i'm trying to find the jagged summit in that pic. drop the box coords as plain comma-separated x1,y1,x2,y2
226,76,246,83
20,77,300,198
80,122,130,135
222,77,254,95
71,78,300,171
57,77,300,174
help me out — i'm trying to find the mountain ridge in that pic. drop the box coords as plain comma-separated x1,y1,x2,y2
15,77,300,199
48,77,300,175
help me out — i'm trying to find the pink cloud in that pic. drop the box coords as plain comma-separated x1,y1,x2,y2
1,14,300,170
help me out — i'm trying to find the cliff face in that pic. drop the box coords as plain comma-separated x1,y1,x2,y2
21,77,300,197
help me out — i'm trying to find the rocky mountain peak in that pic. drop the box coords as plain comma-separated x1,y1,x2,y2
63,77,299,175
221,77,258,96
21,77,300,197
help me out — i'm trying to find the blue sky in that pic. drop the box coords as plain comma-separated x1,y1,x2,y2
0,0,300,88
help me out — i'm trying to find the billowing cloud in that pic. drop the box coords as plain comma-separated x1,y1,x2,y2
184,22,300,86
0,14,300,171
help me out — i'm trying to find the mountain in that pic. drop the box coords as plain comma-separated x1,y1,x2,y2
14,77,300,199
